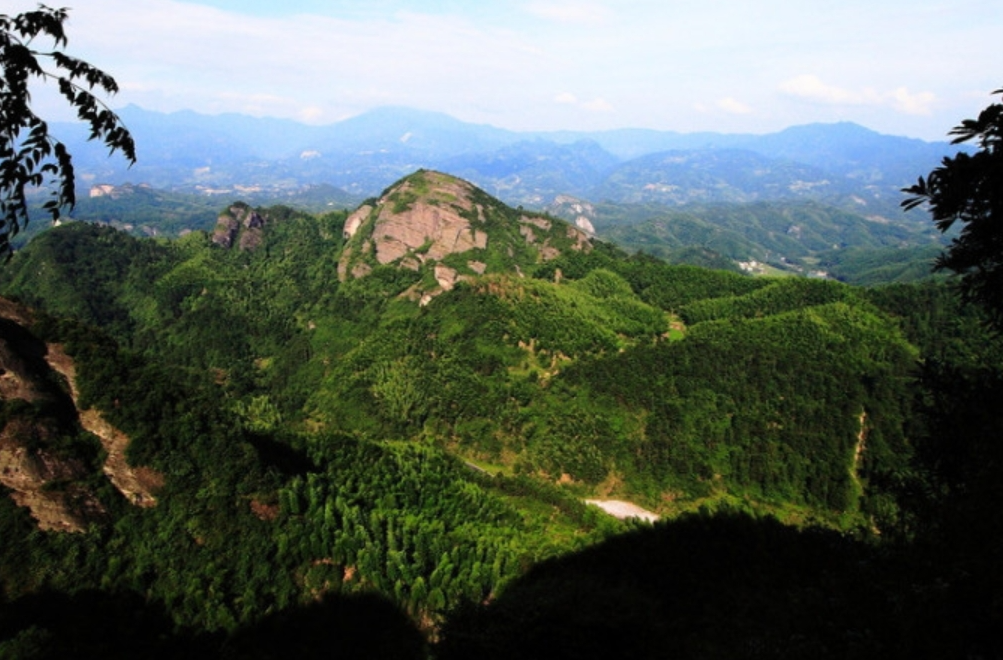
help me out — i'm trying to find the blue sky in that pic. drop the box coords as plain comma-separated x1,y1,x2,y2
11,0,1002,139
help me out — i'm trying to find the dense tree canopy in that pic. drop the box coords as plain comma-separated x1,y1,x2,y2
1,188,1001,655
0,5,135,256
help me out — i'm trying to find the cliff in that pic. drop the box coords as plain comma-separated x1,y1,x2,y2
0,298,159,532
337,170,592,303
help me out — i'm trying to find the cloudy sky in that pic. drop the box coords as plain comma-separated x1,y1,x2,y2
11,0,1001,140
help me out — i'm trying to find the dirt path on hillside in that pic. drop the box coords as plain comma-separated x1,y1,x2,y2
45,345,160,507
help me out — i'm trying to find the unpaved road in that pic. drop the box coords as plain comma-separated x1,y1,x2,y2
585,499,659,522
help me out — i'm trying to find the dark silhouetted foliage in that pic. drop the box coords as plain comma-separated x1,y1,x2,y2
903,86,1003,330
1,6,135,255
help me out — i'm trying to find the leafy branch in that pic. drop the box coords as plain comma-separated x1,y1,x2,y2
1,4,136,256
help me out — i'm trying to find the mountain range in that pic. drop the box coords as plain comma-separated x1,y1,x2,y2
57,105,962,217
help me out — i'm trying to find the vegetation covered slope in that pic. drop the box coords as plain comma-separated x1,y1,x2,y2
0,171,999,657
0,173,920,525
592,200,943,278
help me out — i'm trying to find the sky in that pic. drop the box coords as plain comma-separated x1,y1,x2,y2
10,0,1002,140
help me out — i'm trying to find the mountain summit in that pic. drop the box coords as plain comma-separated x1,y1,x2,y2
338,170,592,303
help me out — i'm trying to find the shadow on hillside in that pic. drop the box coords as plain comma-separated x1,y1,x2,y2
2,513,997,659
0,589,202,659
435,511,993,660
221,592,426,660
0,590,425,660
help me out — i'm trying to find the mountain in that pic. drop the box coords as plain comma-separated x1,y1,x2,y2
54,106,963,213
441,139,620,205
593,148,854,205
337,170,593,303
0,173,921,521
740,121,959,185
40,105,963,283
1,172,999,656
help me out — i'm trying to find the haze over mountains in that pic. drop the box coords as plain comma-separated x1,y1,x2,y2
60,105,962,216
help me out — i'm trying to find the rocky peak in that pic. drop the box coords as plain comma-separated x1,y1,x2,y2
338,170,593,300
212,204,267,250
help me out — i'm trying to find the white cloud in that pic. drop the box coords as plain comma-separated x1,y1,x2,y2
15,0,991,137
717,97,753,115
779,75,935,116
62,0,553,124
298,106,325,123
779,75,864,105
889,87,936,115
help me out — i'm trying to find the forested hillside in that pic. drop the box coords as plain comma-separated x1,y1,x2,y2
595,200,943,277
1,171,1000,657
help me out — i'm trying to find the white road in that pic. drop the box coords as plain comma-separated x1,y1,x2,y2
585,499,659,523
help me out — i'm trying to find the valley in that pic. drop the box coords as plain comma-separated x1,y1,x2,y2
0,140,999,657
21,106,960,285
2,0,1000,653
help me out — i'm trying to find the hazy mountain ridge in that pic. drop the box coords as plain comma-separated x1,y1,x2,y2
56,106,964,215
38,105,960,281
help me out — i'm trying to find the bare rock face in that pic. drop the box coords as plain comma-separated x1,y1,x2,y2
338,171,593,297
340,172,491,283
45,344,161,509
212,213,240,248
0,297,161,532
370,175,488,267
546,194,598,237
343,205,373,240
575,216,597,235
212,205,267,250
0,424,102,533
0,325,107,533
434,264,461,291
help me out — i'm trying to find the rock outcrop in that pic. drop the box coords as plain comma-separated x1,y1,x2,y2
338,170,593,301
0,418,106,533
45,344,161,509
545,194,598,236
0,298,160,532
212,204,267,250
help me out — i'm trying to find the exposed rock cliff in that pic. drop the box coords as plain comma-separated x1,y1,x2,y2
338,170,593,301
0,298,160,532
212,204,267,250
45,344,161,509
0,418,105,533
545,194,598,235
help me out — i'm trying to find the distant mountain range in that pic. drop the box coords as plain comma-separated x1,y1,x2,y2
56,105,963,218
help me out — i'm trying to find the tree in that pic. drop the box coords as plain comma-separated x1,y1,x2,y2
1,5,135,256
903,87,1003,329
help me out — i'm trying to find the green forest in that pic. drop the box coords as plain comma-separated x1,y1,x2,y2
0,169,1000,658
